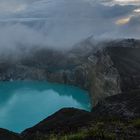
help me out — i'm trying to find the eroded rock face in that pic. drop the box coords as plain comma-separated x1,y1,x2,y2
88,49,121,105
106,46,140,92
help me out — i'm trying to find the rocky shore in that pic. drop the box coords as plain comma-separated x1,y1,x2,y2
0,39,140,139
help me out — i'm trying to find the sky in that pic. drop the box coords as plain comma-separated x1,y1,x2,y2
0,0,140,50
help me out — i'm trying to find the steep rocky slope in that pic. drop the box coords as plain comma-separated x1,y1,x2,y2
93,90,140,119
21,108,94,140
107,46,140,92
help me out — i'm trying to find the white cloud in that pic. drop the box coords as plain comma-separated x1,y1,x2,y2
100,0,140,5
0,0,139,51
0,1,25,15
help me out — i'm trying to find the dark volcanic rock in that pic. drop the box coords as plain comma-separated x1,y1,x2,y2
93,90,140,119
21,96,140,139
0,128,22,140
22,108,93,139
21,92,140,140
106,46,140,92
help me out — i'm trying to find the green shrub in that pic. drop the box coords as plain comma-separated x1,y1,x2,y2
62,132,87,140
132,119,140,128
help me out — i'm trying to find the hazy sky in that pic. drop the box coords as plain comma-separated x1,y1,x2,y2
0,0,140,49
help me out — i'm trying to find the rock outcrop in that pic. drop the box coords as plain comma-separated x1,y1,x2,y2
1,39,140,106
0,39,128,106
93,90,140,119
106,46,140,92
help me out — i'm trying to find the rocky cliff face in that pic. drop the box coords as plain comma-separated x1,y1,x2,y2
0,39,126,106
107,46,140,92
87,49,121,105
0,39,140,106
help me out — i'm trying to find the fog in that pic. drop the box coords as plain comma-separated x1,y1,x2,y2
0,0,140,55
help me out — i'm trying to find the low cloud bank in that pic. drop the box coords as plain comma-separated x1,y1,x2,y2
0,0,140,58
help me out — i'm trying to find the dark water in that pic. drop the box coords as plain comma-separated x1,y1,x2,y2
0,81,91,132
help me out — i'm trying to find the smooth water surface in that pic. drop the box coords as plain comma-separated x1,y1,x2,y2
0,81,91,132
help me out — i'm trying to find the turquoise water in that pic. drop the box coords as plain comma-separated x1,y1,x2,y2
0,81,91,133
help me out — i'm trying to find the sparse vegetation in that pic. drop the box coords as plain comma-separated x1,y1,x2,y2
33,118,139,140
131,119,140,128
